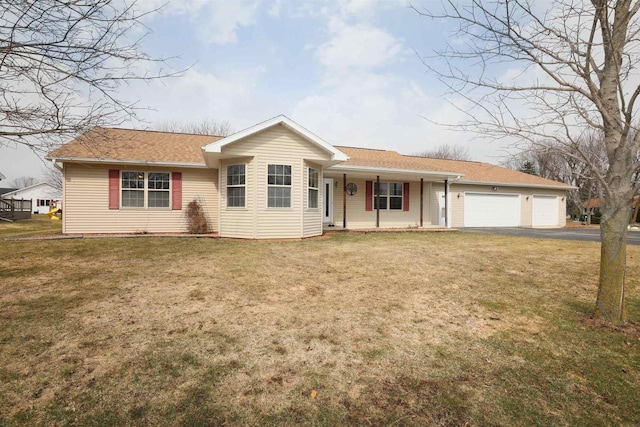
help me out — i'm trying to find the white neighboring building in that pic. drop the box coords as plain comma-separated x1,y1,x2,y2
1,182,62,214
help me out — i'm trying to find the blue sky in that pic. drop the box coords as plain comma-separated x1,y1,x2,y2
0,0,514,183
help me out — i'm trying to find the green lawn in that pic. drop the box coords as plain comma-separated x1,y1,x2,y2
1,217,639,426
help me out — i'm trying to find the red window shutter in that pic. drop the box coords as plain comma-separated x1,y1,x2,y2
172,172,182,210
108,170,119,209
366,181,373,211
403,182,410,211
36,199,40,205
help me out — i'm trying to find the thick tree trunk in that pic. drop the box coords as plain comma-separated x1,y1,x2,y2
594,202,629,323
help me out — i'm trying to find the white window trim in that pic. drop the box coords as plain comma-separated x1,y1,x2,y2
307,167,319,210
121,170,171,209
226,164,246,209
374,181,403,210
266,164,292,209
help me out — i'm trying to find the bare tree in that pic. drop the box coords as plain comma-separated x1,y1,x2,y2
6,176,37,188
417,1,640,323
414,143,471,160
503,134,607,220
42,166,62,192
0,1,180,154
152,119,233,137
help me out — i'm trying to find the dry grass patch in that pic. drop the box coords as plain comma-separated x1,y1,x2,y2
1,223,639,426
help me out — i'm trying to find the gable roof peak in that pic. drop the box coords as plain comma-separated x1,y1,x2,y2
202,114,349,162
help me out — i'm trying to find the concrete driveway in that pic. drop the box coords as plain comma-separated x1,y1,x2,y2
461,226,640,245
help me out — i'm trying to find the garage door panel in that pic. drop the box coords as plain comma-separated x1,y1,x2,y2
532,195,558,227
464,193,520,227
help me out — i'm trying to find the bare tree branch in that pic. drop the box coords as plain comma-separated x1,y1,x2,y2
416,0,640,323
151,119,233,137
0,0,183,154
413,143,471,161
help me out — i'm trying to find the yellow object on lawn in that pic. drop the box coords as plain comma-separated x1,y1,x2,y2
47,207,60,220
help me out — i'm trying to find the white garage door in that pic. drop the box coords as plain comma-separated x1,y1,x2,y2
532,195,558,227
464,193,521,227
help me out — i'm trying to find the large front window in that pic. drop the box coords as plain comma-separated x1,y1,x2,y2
227,164,246,207
374,181,403,210
267,164,291,208
308,167,319,209
121,171,170,208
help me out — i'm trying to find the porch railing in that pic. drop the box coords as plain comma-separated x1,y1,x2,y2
0,198,32,221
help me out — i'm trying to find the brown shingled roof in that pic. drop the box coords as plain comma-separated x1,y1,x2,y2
49,127,569,188
335,146,570,188
48,127,222,164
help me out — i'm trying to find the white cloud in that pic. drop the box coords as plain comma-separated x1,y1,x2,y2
316,19,404,70
194,0,259,45
268,0,283,17
337,0,408,17
293,70,434,151
140,0,259,45
122,65,271,129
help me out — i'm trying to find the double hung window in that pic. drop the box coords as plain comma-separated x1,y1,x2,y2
121,171,170,208
147,173,170,207
268,164,291,208
227,164,246,207
374,181,403,210
308,168,319,209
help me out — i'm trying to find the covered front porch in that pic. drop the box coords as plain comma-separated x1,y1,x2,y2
321,167,462,231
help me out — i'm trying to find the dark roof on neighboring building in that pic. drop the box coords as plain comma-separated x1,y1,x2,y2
0,188,18,196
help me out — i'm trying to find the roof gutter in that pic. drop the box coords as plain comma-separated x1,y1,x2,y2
458,179,577,190
327,164,464,180
52,159,64,172
46,156,209,169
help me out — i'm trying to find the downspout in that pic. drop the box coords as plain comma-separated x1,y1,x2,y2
376,175,380,228
343,173,347,229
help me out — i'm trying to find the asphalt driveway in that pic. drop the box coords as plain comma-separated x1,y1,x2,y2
461,226,640,245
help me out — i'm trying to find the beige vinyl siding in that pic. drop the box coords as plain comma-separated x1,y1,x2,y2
331,177,425,229
430,183,444,226
255,158,302,239
62,164,68,233
303,163,323,238
219,126,331,239
219,158,255,238
63,163,218,234
450,185,464,227
450,184,566,228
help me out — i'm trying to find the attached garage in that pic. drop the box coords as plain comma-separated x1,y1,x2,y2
532,195,559,227
464,193,521,227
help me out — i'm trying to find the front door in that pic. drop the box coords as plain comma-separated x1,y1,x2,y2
324,178,334,224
